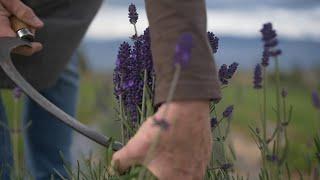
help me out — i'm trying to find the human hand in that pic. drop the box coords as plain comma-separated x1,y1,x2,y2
0,0,43,56
112,100,212,180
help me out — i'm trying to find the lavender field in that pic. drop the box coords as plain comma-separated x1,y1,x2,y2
2,0,320,179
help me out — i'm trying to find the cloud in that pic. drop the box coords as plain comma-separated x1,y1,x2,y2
85,4,320,41
105,0,320,9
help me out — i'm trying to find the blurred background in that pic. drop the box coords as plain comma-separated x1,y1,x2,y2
84,0,320,71
3,0,320,179
81,0,319,175
80,0,320,177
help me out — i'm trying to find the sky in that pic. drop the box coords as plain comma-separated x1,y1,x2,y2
105,0,320,9
85,0,320,41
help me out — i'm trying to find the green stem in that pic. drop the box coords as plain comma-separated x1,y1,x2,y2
282,97,287,125
163,65,181,115
280,96,288,173
119,95,125,143
274,57,282,157
134,24,138,37
262,67,268,168
262,67,267,142
140,70,147,123
217,124,227,164
13,100,19,177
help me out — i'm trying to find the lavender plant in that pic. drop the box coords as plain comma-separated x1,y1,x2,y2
250,23,293,180
128,3,139,37
113,8,155,142
206,34,240,179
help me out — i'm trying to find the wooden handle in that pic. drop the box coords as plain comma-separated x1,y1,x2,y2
10,16,29,32
10,16,34,42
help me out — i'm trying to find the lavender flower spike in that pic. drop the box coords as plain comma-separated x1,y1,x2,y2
227,62,239,79
219,62,239,85
261,49,270,67
208,32,219,54
113,28,156,124
223,105,234,118
174,33,193,67
312,90,320,109
253,64,262,89
260,22,282,66
219,64,229,85
210,117,218,128
128,3,138,25
260,23,277,44
113,42,131,98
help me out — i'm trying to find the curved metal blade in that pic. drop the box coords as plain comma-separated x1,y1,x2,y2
0,37,123,151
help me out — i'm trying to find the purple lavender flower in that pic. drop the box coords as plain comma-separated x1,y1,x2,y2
113,28,155,123
261,49,270,67
13,87,23,99
223,105,234,118
219,64,229,85
207,32,219,54
174,33,193,67
269,49,282,57
219,62,239,85
264,39,278,48
140,28,155,89
210,117,218,128
128,4,138,25
312,91,320,109
253,64,262,89
261,23,277,43
113,42,131,97
260,22,282,66
227,62,239,79
113,41,142,123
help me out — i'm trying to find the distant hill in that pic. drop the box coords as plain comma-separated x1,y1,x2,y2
82,36,320,72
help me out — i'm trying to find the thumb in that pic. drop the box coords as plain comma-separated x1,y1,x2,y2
111,145,138,173
111,137,148,173
2,0,43,28
111,124,154,173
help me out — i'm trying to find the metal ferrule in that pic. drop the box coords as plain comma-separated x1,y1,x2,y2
17,28,34,42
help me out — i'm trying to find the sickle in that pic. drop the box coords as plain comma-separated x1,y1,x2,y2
0,37,123,151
